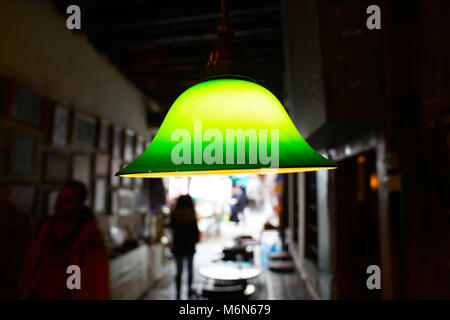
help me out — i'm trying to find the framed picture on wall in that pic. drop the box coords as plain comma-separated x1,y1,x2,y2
118,188,135,215
94,178,107,214
133,137,144,188
8,184,36,215
72,154,91,198
43,153,71,183
110,190,119,215
135,188,149,213
134,177,143,188
133,137,144,187
97,119,110,153
121,175,132,188
110,158,122,187
112,126,123,159
71,112,97,149
52,105,70,146
123,129,135,162
94,153,110,177
10,131,38,177
6,81,43,128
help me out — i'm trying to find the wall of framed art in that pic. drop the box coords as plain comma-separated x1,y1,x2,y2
0,0,167,289
0,75,153,240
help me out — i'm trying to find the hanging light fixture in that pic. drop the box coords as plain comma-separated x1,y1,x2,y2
117,0,336,178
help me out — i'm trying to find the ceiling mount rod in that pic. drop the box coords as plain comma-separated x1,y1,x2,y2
218,0,233,39
203,0,252,80
221,0,229,27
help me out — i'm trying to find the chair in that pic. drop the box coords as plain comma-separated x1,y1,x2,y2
222,246,253,262
267,251,292,260
233,235,257,247
268,261,295,272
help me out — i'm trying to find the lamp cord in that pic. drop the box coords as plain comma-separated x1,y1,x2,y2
221,0,229,27
218,0,233,39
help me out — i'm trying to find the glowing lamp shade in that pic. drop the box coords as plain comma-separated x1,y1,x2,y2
117,78,336,178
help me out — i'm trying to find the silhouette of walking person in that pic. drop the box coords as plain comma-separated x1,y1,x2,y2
168,195,200,300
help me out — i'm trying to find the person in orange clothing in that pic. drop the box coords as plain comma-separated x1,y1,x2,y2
18,181,110,300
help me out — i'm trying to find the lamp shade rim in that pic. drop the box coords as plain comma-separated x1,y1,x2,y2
117,166,337,178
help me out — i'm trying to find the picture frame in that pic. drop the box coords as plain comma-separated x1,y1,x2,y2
118,188,135,215
121,175,132,188
97,119,110,153
134,177,143,188
123,129,135,162
110,158,122,187
110,190,119,215
94,153,110,177
10,131,38,177
52,105,70,146
112,126,123,159
94,178,107,214
72,154,91,199
133,136,145,187
135,188,149,213
71,112,97,149
43,153,71,183
5,80,43,128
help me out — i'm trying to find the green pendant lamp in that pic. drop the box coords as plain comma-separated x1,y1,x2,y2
117,1,336,178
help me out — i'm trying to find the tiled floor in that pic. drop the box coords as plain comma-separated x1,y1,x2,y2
141,209,312,300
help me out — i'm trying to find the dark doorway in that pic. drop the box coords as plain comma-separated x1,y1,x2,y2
304,172,318,267
331,149,381,299
293,173,299,244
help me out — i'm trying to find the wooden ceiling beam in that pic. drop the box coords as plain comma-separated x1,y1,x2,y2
93,29,281,52
85,6,280,36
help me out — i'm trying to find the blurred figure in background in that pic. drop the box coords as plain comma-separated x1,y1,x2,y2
18,181,110,299
0,186,30,299
168,195,200,300
230,186,247,224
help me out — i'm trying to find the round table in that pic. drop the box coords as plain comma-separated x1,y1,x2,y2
199,262,263,282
